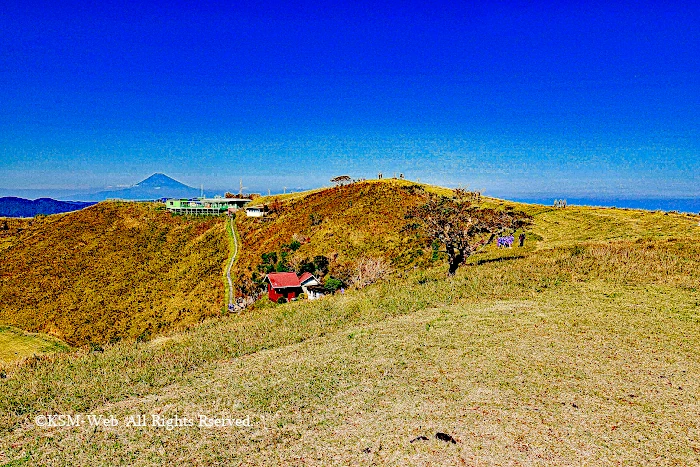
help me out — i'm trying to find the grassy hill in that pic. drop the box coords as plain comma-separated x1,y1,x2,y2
0,202,227,346
4,179,694,347
1,180,699,465
234,181,434,287
235,179,698,289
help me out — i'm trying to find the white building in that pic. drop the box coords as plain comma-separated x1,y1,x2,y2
245,205,267,217
299,272,327,300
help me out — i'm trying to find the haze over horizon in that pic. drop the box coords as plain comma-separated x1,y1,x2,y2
1,1,697,202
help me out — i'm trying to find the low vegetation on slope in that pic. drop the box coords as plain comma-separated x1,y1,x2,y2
235,181,432,283
234,179,698,293
0,326,69,364
0,217,32,253
0,202,227,346
1,227,699,464
234,180,505,294
524,203,700,246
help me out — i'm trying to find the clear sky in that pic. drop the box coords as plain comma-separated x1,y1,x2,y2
0,1,697,199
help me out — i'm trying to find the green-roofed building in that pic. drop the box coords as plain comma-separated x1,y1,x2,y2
165,197,251,216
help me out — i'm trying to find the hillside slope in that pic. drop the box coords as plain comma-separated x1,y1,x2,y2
235,181,433,283
1,182,699,464
2,180,697,347
234,179,699,291
0,202,227,346
1,221,699,464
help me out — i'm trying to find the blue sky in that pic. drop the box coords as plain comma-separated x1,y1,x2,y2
0,1,697,199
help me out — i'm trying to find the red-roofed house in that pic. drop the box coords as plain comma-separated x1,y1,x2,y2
298,273,328,300
298,272,316,285
265,272,303,302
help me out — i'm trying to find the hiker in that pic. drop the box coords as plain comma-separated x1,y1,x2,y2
497,236,513,248
519,233,525,247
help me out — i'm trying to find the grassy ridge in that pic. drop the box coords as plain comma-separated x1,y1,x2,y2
237,180,699,281
1,231,697,415
235,180,433,279
3,180,694,346
526,204,700,246
0,203,228,346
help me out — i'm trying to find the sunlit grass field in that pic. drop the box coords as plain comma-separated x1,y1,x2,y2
0,326,69,365
1,182,699,465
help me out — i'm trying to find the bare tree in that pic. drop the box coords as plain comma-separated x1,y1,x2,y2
331,175,352,186
407,193,532,275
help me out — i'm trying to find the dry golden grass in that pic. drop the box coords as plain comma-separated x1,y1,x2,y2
1,232,698,465
0,202,227,346
527,205,699,247
1,181,699,465
2,280,698,466
0,217,32,254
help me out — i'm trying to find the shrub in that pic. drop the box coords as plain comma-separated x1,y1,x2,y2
351,256,392,289
313,255,329,275
571,245,586,256
431,239,440,261
309,212,322,225
324,277,343,292
277,297,287,304
298,293,308,300
298,259,316,275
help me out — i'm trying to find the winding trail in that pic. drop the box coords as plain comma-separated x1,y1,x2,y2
225,215,239,311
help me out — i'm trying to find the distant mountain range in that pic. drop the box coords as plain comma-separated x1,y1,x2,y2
0,174,206,217
71,173,204,201
0,198,95,218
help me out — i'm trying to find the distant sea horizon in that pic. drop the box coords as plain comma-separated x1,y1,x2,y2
508,197,700,214
1,187,698,215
